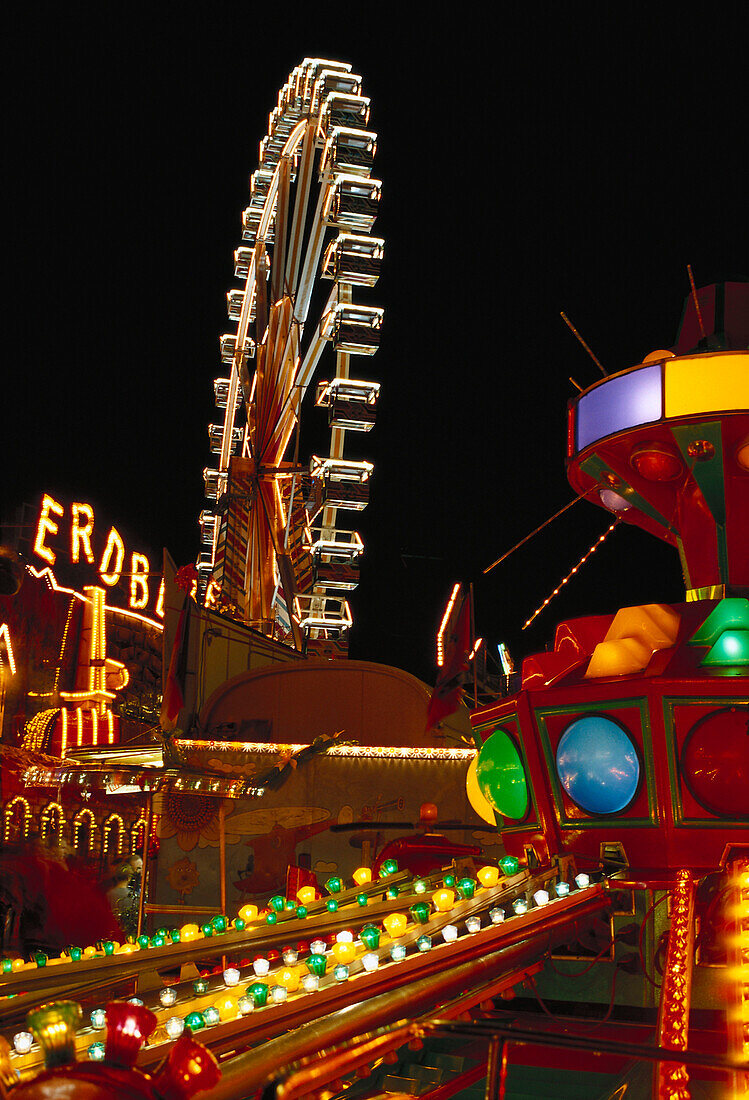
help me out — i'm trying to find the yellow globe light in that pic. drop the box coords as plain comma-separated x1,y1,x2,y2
213,994,238,1021
117,943,136,954
238,904,259,923
477,866,499,889
278,966,301,991
11,958,27,971
353,867,372,886
296,886,316,905
432,889,455,912
383,913,408,938
180,923,200,942
82,947,98,959
331,942,356,965
466,756,497,825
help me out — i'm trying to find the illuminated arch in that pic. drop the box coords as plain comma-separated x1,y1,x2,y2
130,812,148,854
3,796,32,843
103,812,125,858
40,802,64,847
72,808,97,856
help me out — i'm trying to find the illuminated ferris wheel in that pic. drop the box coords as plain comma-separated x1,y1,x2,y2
198,58,383,656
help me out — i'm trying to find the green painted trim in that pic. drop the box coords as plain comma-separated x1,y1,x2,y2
670,420,726,525
579,453,676,533
534,697,658,828
661,694,749,826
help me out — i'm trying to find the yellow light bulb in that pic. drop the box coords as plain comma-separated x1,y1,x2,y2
214,994,238,1021
180,923,200,942
331,942,356,965
383,913,408,938
82,947,98,959
239,904,259,922
278,967,301,991
297,887,316,905
353,867,372,886
477,866,499,889
432,889,455,912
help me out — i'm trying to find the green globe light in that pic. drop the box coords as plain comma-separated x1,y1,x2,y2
476,728,529,820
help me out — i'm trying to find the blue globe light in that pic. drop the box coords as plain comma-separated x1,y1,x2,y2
556,716,640,814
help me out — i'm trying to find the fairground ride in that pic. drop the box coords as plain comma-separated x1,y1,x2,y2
200,57,383,658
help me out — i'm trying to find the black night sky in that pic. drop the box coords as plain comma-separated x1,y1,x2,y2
4,7,746,685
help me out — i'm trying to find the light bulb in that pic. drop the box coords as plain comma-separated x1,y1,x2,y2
555,881,570,897
165,1016,185,1039
301,974,319,993
442,924,458,942
90,1008,106,1029
390,944,407,962
361,952,379,972
159,987,178,1007
489,907,505,924
512,898,528,914
333,964,349,982
336,930,354,943
223,967,240,987
310,939,327,955
13,1032,34,1054
417,935,432,952
533,890,549,907
237,996,254,1015
575,873,590,889
465,916,481,933
252,957,269,977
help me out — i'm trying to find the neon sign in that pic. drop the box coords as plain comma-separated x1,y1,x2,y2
31,494,163,618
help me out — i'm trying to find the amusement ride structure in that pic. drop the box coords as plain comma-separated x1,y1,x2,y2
200,57,383,656
1,57,748,1100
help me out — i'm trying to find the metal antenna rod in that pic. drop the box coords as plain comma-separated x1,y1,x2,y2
687,264,707,341
560,311,607,377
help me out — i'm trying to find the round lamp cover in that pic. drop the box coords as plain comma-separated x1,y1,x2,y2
556,716,640,814
475,729,529,820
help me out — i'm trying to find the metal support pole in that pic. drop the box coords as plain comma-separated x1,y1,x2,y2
135,794,154,939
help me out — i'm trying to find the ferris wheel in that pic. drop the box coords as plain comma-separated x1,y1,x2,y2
198,58,384,657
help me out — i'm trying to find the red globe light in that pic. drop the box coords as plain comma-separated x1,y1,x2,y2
152,1034,221,1100
630,442,683,482
103,1001,157,1068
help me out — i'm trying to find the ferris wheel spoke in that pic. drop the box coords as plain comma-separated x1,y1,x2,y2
285,123,316,298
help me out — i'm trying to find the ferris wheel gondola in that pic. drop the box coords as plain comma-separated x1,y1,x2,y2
198,58,384,656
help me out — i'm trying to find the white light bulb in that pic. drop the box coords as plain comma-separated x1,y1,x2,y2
253,958,270,977
310,939,326,954
223,967,240,987
336,930,354,943
533,890,549,907
301,974,319,993
555,881,570,897
165,1016,185,1039
159,987,178,1007
489,907,505,924
361,952,379,972
271,985,288,1003
465,916,481,933
442,924,458,942
13,1032,34,1054
575,873,590,889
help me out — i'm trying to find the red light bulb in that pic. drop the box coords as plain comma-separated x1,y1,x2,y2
153,1033,221,1099
104,1001,157,1067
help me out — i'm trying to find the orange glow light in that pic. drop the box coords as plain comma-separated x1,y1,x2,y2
70,502,95,564
33,494,64,565
436,583,461,667
353,867,372,886
382,913,408,938
129,552,150,609
99,527,125,586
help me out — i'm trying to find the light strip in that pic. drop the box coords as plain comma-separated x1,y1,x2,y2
655,870,695,1099
176,739,476,760
437,584,461,668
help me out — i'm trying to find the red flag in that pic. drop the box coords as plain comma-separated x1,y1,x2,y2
162,600,190,727
426,585,472,732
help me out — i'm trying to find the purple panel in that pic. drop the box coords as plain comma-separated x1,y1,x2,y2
575,364,663,452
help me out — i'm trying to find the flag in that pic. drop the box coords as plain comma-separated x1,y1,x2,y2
160,553,197,731
426,585,472,732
